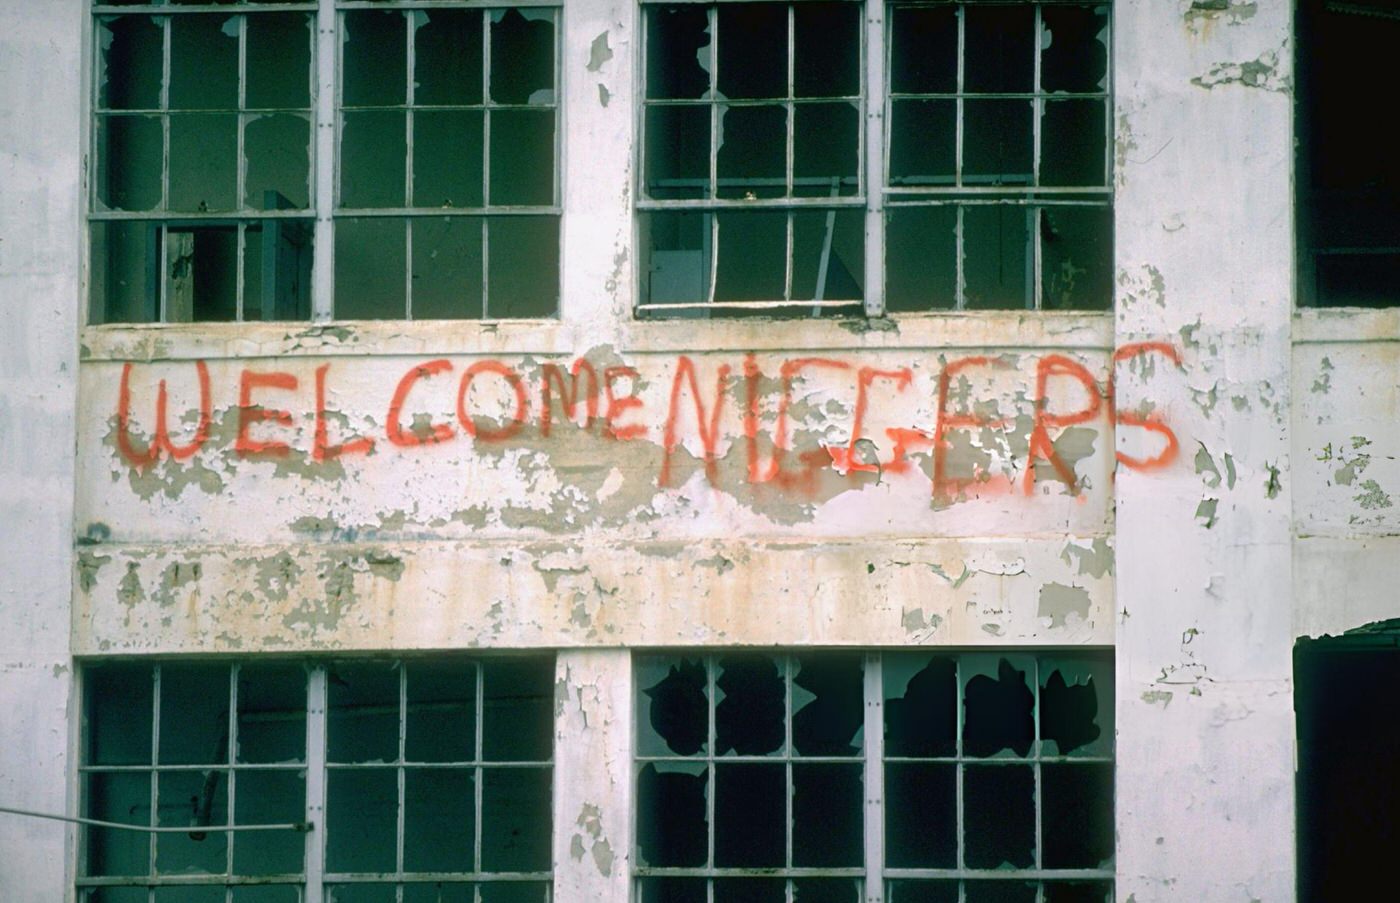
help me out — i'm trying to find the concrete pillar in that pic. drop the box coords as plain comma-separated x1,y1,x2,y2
1114,1,1295,899
552,649,633,903
0,1,83,899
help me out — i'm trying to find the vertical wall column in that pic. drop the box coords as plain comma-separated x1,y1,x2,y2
560,0,637,344
1113,1,1295,899
0,2,83,899
552,649,633,903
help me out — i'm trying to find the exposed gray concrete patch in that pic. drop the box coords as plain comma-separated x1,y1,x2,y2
1060,537,1113,579
1191,51,1286,92
77,551,112,594
574,802,614,876
1195,498,1218,529
587,31,612,72
1312,356,1333,394
1355,480,1394,511
1038,582,1090,628
117,562,143,608
1195,444,1221,488
929,563,972,588
1141,690,1174,708
154,560,202,608
365,552,405,582
1264,462,1282,499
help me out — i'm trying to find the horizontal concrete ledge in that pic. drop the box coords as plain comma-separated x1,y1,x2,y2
73,535,1115,654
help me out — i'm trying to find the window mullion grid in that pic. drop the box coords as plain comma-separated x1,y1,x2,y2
784,5,795,304
863,653,885,903
236,15,248,322
312,0,337,319
160,16,173,322
706,6,720,306
404,16,416,321
706,657,717,903
226,666,240,892
481,11,492,318
1030,4,1043,312
149,666,162,885
1032,658,1044,903
305,667,328,903
864,0,885,317
954,658,965,903
474,660,486,896
953,5,966,312
784,657,794,903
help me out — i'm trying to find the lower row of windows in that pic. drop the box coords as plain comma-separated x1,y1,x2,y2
77,652,1113,903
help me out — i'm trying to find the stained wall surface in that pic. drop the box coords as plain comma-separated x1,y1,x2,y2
4,0,1400,901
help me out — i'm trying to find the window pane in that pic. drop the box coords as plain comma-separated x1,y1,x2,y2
326,767,398,873
490,8,554,105
889,6,956,95
480,885,550,903
1042,764,1114,869
715,654,785,756
645,105,711,201
889,101,956,187
481,766,552,872
247,13,313,110
638,656,709,757
156,888,224,903
482,658,553,761
486,216,558,318
233,768,306,875
341,110,407,209
246,113,313,210
792,654,863,757
173,226,240,323
963,100,1033,186
638,878,707,903
488,110,553,207
169,113,238,212
641,210,709,305
97,115,163,212
636,762,708,867
328,886,397,903
793,879,859,903
327,661,401,763
86,663,153,765
794,2,859,98
716,105,786,200
403,767,475,872
414,110,485,209
1040,207,1112,312
403,886,474,903
713,763,784,867
793,103,858,198
1043,883,1113,903
792,764,862,867
963,765,1036,870
962,206,1031,311
335,217,407,319
885,882,959,903
91,220,158,324
243,218,314,321
159,663,231,766
344,10,407,107
98,16,162,111
233,889,303,903
404,659,477,762
1042,5,1110,94
647,5,711,101
965,882,1037,903
716,4,786,100
884,207,957,313
155,769,230,874
885,654,957,756
1041,100,1107,187
792,209,863,302
714,879,784,903
170,14,238,110
85,771,152,876
417,9,485,106
885,764,956,868
714,212,785,303
411,217,484,320
964,5,1034,94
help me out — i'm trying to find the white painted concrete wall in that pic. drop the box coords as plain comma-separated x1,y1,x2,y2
7,0,1400,900
0,1,83,899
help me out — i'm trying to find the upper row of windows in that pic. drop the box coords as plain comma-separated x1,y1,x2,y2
89,0,1115,325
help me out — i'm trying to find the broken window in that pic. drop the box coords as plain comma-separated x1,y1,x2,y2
89,1,559,325
1296,1,1400,307
77,656,554,902
335,4,560,320
1295,634,1400,900
638,1,1112,318
885,2,1113,312
92,6,316,324
635,651,1113,902
638,2,867,316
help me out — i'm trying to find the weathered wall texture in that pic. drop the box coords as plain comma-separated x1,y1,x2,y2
1115,0,1296,900
0,1,82,899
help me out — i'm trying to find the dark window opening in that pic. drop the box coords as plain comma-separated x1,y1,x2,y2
1296,0,1400,308
1296,633,1400,900
635,651,1113,901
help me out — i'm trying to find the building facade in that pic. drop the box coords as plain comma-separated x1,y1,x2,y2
1,0,1395,900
